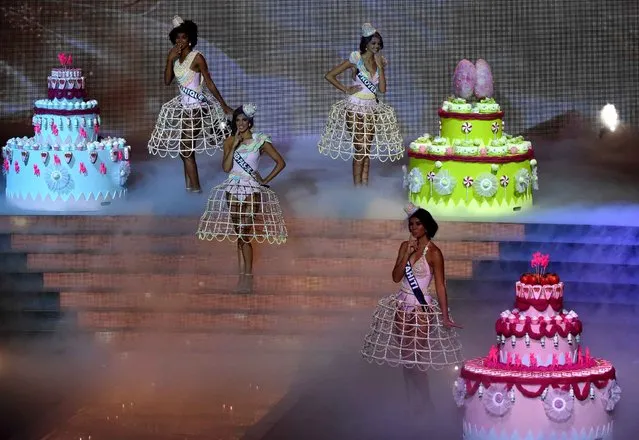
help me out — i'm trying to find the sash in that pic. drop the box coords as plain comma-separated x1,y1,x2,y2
356,70,378,96
404,261,428,306
233,150,269,187
179,84,212,105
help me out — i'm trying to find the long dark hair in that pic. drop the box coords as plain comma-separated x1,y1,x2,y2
409,208,439,239
229,106,255,135
359,32,384,53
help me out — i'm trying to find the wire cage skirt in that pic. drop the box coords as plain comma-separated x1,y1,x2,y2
148,95,230,158
318,98,404,162
196,179,288,244
361,295,463,371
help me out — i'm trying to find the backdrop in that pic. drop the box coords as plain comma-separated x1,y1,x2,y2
1,0,638,141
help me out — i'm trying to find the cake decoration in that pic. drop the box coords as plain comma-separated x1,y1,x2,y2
2,55,130,210
453,256,621,438
405,59,537,217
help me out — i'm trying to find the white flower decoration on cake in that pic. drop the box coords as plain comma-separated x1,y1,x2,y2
474,172,498,198
116,161,131,186
482,385,513,417
514,169,531,194
434,170,456,195
602,380,622,412
543,388,574,423
45,166,71,192
452,378,466,408
405,167,424,193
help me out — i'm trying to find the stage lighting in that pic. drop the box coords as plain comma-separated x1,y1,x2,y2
599,103,619,138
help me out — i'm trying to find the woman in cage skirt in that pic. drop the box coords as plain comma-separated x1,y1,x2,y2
361,204,463,408
318,22,403,186
148,15,234,192
196,104,287,293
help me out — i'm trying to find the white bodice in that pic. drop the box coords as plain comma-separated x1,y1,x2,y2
173,50,202,105
229,133,271,182
349,51,380,100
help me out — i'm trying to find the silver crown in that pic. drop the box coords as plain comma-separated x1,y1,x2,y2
172,15,184,29
361,23,377,37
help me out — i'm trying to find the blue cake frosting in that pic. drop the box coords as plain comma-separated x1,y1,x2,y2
2,63,130,211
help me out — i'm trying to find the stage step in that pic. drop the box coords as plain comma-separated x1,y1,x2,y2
2,215,639,337
26,254,473,278
43,273,400,294
0,215,526,240
474,260,639,285
8,234,499,260
451,279,639,305
60,291,379,312
498,241,639,265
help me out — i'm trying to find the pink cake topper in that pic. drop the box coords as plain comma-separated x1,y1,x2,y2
3,158,10,172
33,164,40,176
529,353,538,367
51,122,59,136
551,353,559,368
79,127,87,139
53,154,61,165
34,124,41,134
79,162,87,175
14,161,20,173
530,252,551,277
57,52,73,67
99,163,107,174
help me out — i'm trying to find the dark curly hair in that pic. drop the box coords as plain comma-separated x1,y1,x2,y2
409,208,439,239
169,20,198,48
359,32,384,53
230,106,255,135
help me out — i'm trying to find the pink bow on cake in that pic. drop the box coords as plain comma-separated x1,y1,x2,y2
57,52,73,67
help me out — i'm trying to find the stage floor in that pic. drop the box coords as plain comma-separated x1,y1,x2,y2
1,128,638,439
1,131,639,226
1,302,638,440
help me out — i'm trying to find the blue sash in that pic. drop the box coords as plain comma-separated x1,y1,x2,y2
179,84,213,105
404,261,428,306
357,70,378,96
233,150,269,188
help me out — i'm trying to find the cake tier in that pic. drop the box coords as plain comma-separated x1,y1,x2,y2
496,308,582,367
515,282,564,313
441,98,502,114
439,109,504,145
455,357,620,440
32,100,100,145
3,138,130,212
48,68,86,100
409,134,532,157
405,153,535,217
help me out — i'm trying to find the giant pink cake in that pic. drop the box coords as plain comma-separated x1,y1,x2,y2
454,254,621,439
